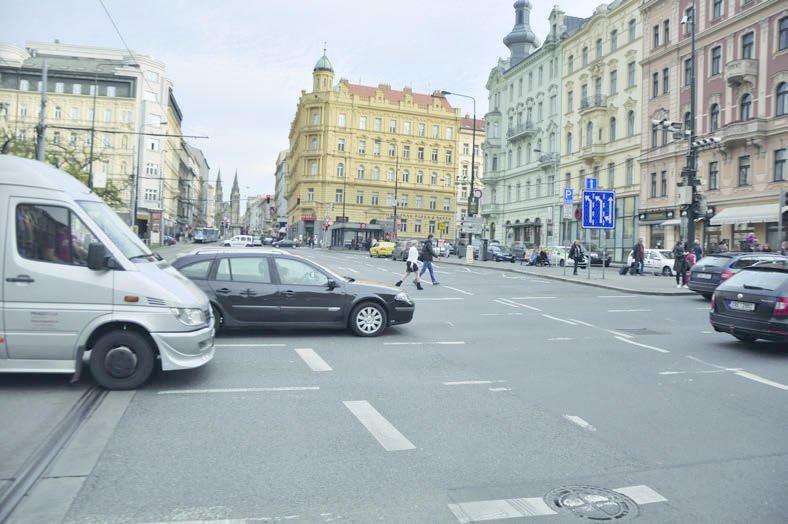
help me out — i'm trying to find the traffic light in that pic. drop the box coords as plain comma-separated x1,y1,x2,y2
266,194,271,204
781,189,788,208
296,194,301,206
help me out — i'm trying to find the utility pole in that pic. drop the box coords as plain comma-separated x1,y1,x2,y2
35,60,47,162
684,0,698,248
392,152,399,240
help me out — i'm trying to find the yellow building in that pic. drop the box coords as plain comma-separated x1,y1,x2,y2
559,0,642,261
286,53,460,246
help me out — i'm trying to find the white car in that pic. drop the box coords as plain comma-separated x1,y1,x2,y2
627,248,675,276
223,235,254,247
544,245,588,268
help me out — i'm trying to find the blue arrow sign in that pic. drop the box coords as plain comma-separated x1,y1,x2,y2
585,178,598,190
582,190,616,229
563,188,574,203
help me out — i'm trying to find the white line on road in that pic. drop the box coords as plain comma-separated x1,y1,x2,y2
614,336,670,353
446,321,455,327
488,387,511,392
158,386,320,395
564,415,597,432
607,309,653,313
214,343,287,348
293,348,332,372
481,313,504,316
510,296,557,300
343,267,359,273
343,400,416,451
383,342,423,346
415,297,465,301
434,341,466,345
494,299,520,309
542,314,576,325
696,306,711,310
547,337,574,341
614,485,668,504
605,329,634,338
444,285,474,295
597,295,636,298
569,319,595,327
496,298,542,311
443,380,494,386
734,370,788,391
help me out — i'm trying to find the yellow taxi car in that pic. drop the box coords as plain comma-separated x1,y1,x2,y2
369,241,396,258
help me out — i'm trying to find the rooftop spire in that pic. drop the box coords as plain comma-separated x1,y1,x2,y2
503,0,537,65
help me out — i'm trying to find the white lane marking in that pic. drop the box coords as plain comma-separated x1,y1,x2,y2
415,297,465,301
343,400,416,451
659,369,739,375
696,306,711,310
158,386,320,395
733,370,788,391
564,415,597,432
481,313,504,316
214,343,287,348
542,314,576,325
607,309,652,313
496,298,541,311
446,321,455,327
507,312,524,316
614,485,668,504
383,342,423,346
510,296,557,300
444,285,474,296
434,341,466,345
606,330,634,339
597,295,636,298
494,299,520,309
344,267,359,274
569,319,595,327
614,336,670,353
548,337,574,341
701,330,714,334
449,485,667,523
293,348,332,372
443,380,494,386
488,387,511,392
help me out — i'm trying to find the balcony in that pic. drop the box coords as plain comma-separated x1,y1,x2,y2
719,118,767,150
579,94,609,114
480,203,502,216
725,59,757,88
506,120,536,141
578,143,606,163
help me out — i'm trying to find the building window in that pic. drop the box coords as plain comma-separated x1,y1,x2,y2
429,196,437,210
403,121,411,134
712,0,722,19
446,127,453,140
740,94,752,120
357,165,365,179
781,17,788,50
389,119,396,133
373,140,381,156
664,19,670,44
776,82,787,116
337,138,345,152
335,189,343,203
626,158,634,185
428,221,436,234
338,113,347,127
651,127,658,148
400,194,408,207
336,163,344,177
389,143,396,157
610,70,618,95
606,163,615,188
566,132,573,154
431,149,438,162
418,123,426,136
711,46,721,76
103,134,112,148
629,19,637,41
596,38,603,58
104,109,112,122
443,198,451,211
310,136,318,150
582,46,588,65
445,150,452,163
710,103,720,131
736,156,752,187
568,91,574,112
359,115,366,129
414,195,422,208
388,168,395,182
586,122,593,146
18,79,29,91
609,117,617,141
417,171,424,184
550,94,557,115
653,25,660,48
660,171,667,196
69,132,77,145
650,173,657,197
663,68,669,94
775,149,786,182
709,161,719,189
356,191,364,205
431,172,438,185
374,118,382,131
684,58,692,86
537,102,543,121
358,140,366,154
684,111,692,133
72,83,82,95
310,161,318,176
71,107,79,120
492,156,498,171
432,125,440,138
567,55,574,74
122,111,131,123
54,106,62,119
628,62,636,88
741,32,754,59
402,170,410,183
371,192,379,206
652,73,659,98
611,30,618,50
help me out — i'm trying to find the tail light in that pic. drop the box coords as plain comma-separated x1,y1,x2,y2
775,297,788,317
721,270,734,281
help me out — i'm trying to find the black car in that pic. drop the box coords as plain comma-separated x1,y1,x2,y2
585,244,612,266
172,250,415,336
273,239,298,248
486,244,515,262
710,259,788,343
688,252,786,299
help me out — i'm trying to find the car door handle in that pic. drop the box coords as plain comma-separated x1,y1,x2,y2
215,288,231,294
280,290,296,297
240,289,257,297
6,275,34,283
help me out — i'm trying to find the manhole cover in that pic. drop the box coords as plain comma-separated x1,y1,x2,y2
544,486,639,521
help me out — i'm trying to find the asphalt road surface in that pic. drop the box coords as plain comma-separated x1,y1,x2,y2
3,245,787,524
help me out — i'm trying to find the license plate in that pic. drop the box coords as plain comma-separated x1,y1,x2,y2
696,273,712,279
729,301,755,312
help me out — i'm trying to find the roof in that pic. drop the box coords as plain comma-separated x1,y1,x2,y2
460,115,486,132
0,155,100,202
13,55,136,78
340,80,452,110
564,16,590,37
314,54,333,73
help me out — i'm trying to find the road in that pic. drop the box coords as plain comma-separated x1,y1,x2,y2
2,245,787,523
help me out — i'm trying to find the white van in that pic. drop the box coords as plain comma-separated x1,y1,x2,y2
0,156,215,389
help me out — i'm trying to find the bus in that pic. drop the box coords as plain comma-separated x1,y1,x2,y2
193,227,220,243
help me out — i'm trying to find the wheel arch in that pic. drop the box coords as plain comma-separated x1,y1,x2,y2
346,295,390,328
85,321,158,357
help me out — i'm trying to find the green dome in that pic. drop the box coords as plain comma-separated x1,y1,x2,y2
314,54,333,73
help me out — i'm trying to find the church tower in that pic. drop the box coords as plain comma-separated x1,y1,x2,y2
312,48,334,93
230,170,240,225
503,0,538,66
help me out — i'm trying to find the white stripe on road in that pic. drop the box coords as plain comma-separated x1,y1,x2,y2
564,415,597,432
415,297,465,301
542,314,576,325
605,330,634,339
434,341,466,345
733,370,788,391
444,286,474,295
607,309,652,313
443,380,494,386
383,342,423,346
343,400,416,451
495,298,541,311
158,387,320,395
214,343,287,348
494,299,520,309
547,337,574,341
448,485,667,523
597,295,637,298
488,387,511,392
614,336,670,353
294,348,332,372
569,319,595,327
510,296,557,300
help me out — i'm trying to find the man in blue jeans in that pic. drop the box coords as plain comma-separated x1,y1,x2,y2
419,234,439,285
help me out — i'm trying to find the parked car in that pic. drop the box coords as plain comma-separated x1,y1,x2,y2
273,238,298,248
709,259,788,343
627,249,675,276
585,244,612,266
172,249,415,336
163,234,176,246
223,235,254,247
486,244,515,262
688,252,786,299
509,241,532,261
392,239,429,260
0,155,215,389
544,246,587,268
252,237,263,246
262,237,275,245
370,241,396,258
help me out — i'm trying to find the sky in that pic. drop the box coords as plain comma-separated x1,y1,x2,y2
5,0,597,207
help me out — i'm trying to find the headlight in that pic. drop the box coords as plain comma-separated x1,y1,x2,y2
170,307,207,326
395,292,412,305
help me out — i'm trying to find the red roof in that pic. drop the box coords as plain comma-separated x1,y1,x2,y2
460,115,486,132
340,80,452,110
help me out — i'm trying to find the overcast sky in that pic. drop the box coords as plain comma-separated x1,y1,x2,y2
6,0,596,205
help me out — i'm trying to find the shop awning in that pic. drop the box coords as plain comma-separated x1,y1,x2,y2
710,204,780,225
660,218,681,226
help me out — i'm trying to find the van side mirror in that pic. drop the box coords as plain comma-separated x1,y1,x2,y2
87,243,108,270
327,279,338,290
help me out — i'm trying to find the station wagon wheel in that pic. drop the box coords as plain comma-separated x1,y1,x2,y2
89,330,155,390
662,266,672,276
350,302,387,337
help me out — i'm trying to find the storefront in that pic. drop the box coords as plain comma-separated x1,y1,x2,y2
327,222,384,249
709,203,784,252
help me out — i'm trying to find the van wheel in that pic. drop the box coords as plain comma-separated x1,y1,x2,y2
662,266,672,276
89,330,155,390
350,302,387,337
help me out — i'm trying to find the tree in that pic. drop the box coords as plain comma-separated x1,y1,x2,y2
0,128,128,207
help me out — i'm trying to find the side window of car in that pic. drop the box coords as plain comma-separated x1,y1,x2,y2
16,204,98,266
275,258,328,286
179,259,212,280
732,257,758,269
215,258,232,281
228,257,271,283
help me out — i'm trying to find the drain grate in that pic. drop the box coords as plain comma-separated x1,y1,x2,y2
544,486,639,521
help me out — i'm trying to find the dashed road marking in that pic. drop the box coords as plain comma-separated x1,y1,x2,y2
158,386,320,395
294,348,332,372
488,387,511,392
564,415,597,432
510,296,556,300
343,400,416,451
607,309,652,313
605,329,633,339
495,298,541,311
214,343,287,348
569,319,594,327
614,336,670,353
444,285,474,295
542,314,576,325
734,370,788,391
443,380,495,386
547,337,574,341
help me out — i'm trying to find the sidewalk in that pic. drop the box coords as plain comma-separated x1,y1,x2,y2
435,256,695,296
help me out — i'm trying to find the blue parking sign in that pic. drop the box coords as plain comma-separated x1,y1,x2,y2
582,190,616,229
563,188,574,203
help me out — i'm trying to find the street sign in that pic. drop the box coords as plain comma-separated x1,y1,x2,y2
473,188,483,199
582,190,616,229
563,203,573,219
585,178,598,190
563,188,574,204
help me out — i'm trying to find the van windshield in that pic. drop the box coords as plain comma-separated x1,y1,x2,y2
78,201,152,260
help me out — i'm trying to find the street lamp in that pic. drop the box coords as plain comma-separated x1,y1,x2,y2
441,90,476,261
680,0,698,247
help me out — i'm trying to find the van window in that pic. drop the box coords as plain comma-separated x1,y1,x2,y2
16,204,98,266
179,260,212,280
79,201,150,260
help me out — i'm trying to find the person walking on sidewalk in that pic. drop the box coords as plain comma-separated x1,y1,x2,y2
569,240,584,275
673,240,689,288
632,238,645,275
395,240,423,290
692,240,703,260
419,234,440,285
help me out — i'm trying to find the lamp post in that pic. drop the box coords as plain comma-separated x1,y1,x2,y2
392,147,399,241
681,0,698,248
441,90,476,262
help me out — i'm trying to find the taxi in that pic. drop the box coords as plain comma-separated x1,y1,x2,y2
369,241,396,258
